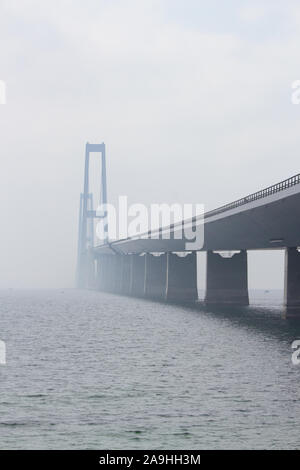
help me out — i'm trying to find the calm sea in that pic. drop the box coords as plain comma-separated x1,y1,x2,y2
0,288,300,449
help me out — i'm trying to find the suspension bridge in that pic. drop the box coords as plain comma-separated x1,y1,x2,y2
77,142,300,318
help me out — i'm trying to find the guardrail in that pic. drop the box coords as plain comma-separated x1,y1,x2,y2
203,173,300,220
95,172,300,247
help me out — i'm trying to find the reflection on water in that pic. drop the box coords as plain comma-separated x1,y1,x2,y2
0,288,299,449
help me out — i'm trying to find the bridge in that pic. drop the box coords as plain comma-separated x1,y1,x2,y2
76,143,300,319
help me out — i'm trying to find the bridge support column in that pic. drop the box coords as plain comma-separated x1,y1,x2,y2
96,255,102,290
97,254,114,292
144,254,167,300
121,255,131,295
113,254,123,294
284,248,300,318
166,252,198,303
205,250,249,305
96,254,106,291
130,254,146,297
78,249,95,289
86,249,96,289
107,255,119,293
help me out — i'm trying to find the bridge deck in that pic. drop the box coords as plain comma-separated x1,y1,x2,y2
94,173,300,254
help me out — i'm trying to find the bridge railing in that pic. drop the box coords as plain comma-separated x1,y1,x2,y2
96,172,300,246
126,173,300,240
201,173,300,221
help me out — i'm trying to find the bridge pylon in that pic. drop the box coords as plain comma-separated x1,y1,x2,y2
76,142,107,288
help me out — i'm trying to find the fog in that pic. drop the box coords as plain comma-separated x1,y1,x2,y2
0,0,299,289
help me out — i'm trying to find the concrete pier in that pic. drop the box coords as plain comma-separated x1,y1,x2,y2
130,254,146,297
284,247,300,318
112,254,123,294
205,250,249,305
166,252,198,302
96,254,106,291
121,255,131,295
78,249,95,289
97,254,113,292
96,255,103,290
144,253,167,300
106,255,118,293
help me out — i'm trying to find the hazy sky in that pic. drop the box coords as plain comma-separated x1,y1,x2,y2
1,0,300,289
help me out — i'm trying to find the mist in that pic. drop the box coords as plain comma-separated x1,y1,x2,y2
0,0,299,289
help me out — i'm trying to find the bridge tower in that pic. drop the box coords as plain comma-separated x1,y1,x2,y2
76,142,107,288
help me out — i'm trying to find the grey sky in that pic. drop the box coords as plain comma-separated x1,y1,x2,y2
0,0,299,288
